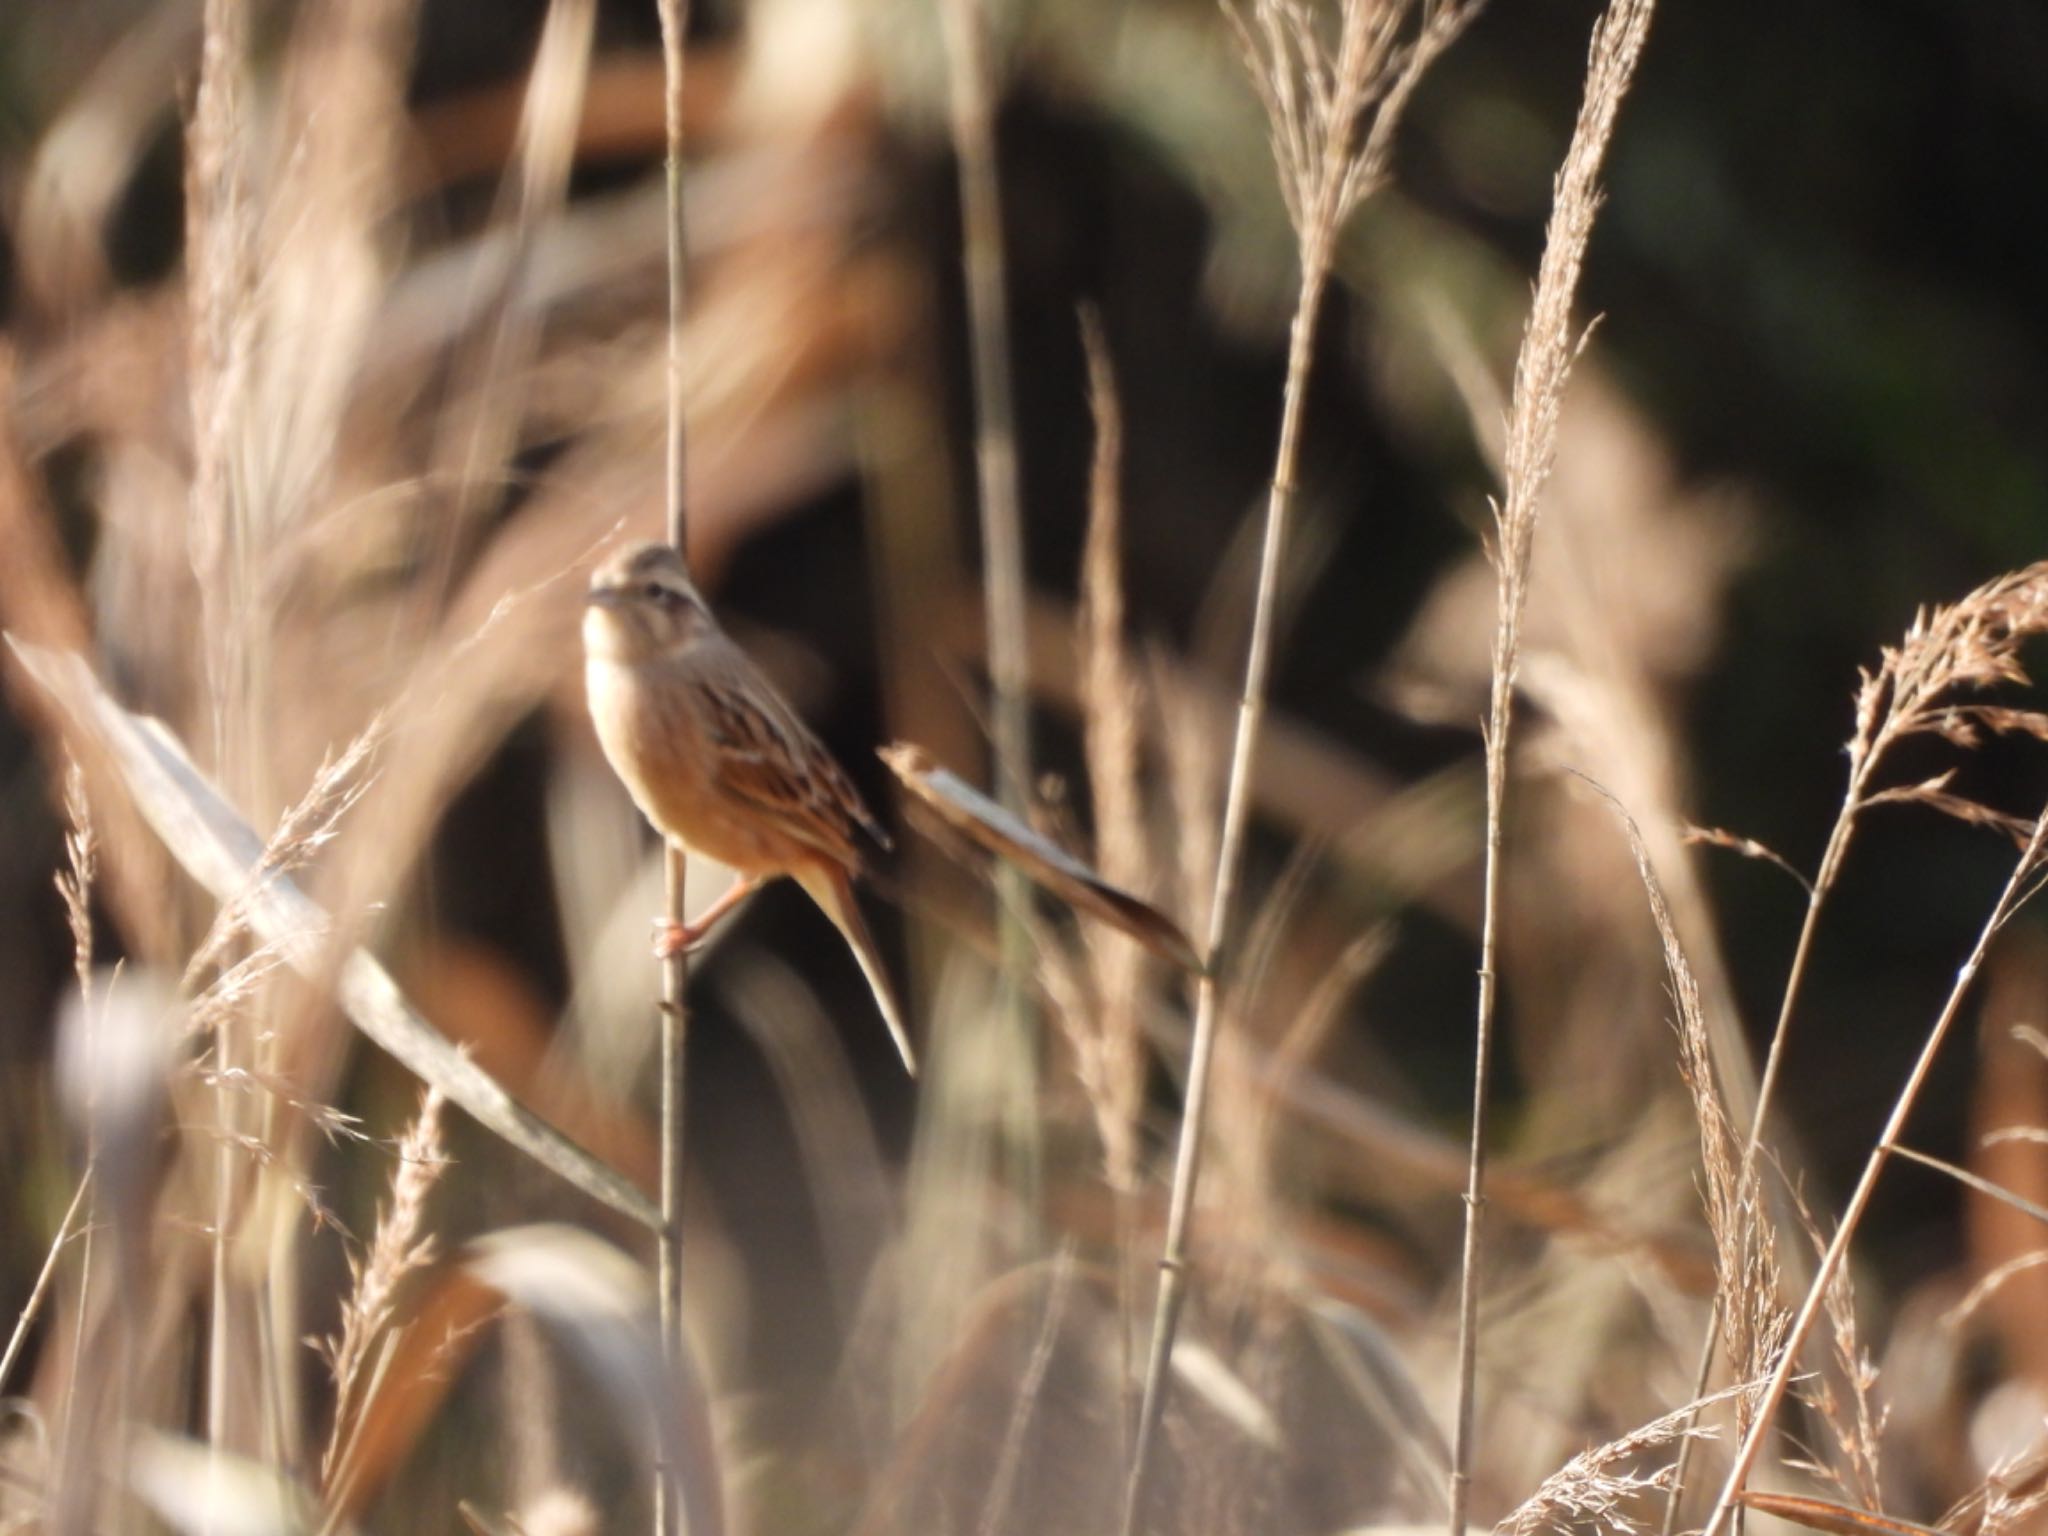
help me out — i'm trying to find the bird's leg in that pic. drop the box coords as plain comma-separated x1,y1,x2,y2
652,874,760,959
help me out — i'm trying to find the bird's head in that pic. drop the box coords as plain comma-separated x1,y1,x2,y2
583,541,714,664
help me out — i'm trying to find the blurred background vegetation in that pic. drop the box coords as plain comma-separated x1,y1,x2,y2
2,0,2047,1529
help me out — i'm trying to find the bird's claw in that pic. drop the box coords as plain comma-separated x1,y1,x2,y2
651,918,707,960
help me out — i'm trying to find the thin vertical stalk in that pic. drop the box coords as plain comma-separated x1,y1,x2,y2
0,1168,92,1395
1111,5,1480,1527
1119,262,1327,1536
939,0,1030,810
939,0,1040,1227
1699,807,2048,1536
187,0,253,1478
1444,3,1654,1524
653,2,692,1533
1447,664,1509,1536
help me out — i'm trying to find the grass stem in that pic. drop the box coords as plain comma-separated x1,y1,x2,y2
939,0,1031,813
1444,5,1654,1524
654,1,693,1531
1119,260,1327,1536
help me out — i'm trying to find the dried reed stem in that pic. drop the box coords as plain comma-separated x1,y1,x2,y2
1700,804,2048,1536
654,2,694,1533
1120,7,1478,1532
938,0,1030,811
939,0,1038,1124
1449,4,1652,1530
1119,250,1321,1536
187,0,253,1471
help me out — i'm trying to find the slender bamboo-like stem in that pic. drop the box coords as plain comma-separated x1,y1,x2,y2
1699,807,2048,1536
938,0,1030,812
1110,9,1481,1529
1444,5,1654,1523
1119,261,1327,1536
188,0,253,1474
1447,662,1510,1536
653,2,692,1533
938,0,1040,1224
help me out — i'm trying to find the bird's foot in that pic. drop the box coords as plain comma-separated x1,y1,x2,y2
651,917,709,960
648,875,760,959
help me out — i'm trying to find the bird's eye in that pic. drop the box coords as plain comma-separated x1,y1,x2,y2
644,582,668,604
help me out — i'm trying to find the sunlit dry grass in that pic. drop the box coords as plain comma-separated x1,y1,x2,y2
3,1,2047,1535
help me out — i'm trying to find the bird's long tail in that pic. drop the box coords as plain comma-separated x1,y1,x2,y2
796,864,918,1077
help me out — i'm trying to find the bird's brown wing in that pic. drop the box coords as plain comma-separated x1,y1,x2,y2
693,643,890,868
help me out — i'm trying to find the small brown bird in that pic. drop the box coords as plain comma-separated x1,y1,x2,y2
582,541,915,1074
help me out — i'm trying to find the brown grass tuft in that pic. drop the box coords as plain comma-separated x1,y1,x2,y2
318,1084,449,1505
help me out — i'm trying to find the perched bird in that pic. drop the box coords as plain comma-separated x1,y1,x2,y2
582,541,916,1074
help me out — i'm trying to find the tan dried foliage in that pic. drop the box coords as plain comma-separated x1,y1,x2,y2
1591,780,1788,1428
319,1085,450,1497
1495,1386,1746,1536
1226,0,1482,271
1848,564,2048,836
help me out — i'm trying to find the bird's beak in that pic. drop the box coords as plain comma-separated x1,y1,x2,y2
586,586,627,610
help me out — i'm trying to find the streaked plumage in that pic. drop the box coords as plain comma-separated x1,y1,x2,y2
582,541,915,1074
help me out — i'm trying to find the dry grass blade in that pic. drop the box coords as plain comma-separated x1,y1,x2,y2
1737,1493,1953,1536
1309,1297,1453,1518
1886,1144,2048,1231
1452,1,1656,1527
9,639,658,1229
128,1430,324,1536
1941,1248,2048,1333
1941,1444,2048,1536
424,0,595,598
1581,776,1787,1417
1493,1384,1746,1536
319,1086,449,1502
882,743,1203,971
467,1226,724,1536
1683,824,1815,899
